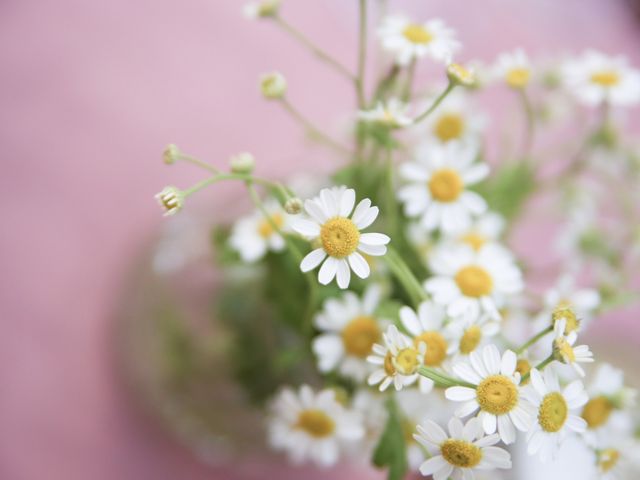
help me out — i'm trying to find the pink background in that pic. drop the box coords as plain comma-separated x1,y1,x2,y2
1,1,639,479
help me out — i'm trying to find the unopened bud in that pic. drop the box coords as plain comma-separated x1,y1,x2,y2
243,0,281,19
284,197,303,214
230,152,255,174
163,144,180,165
260,72,287,99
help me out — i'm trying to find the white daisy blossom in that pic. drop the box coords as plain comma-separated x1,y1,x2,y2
562,50,640,107
552,318,594,377
414,416,512,480
358,98,413,129
397,142,489,235
229,199,290,262
523,367,588,463
293,187,390,289
493,48,532,89
446,211,505,252
312,285,386,382
446,313,500,359
378,15,460,66
366,325,425,392
268,385,364,468
399,301,456,393
425,243,523,322
445,344,531,444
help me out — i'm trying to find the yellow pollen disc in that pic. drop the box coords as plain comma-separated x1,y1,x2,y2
434,113,466,142
505,68,531,89
455,266,493,298
581,396,614,429
258,213,284,238
320,217,360,258
591,71,620,87
459,326,482,354
515,359,532,385
428,168,464,202
598,449,620,473
414,332,448,366
403,24,433,44
461,232,486,251
341,316,381,358
383,352,396,376
477,375,519,415
394,347,420,375
552,305,580,334
538,392,568,433
441,439,483,468
295,409,335,438
554,338,576,363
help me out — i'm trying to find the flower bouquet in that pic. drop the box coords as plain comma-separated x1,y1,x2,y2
153,1,640,478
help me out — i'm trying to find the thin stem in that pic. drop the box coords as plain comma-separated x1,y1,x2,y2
413,82,456,124
182,172,287,197
521,355,554,383
279,98,352,155
385,247,428,308
519,89,535,158
177,153,220,174
418,367,475,388
356,0,367,108
401,58,417,102
274,16,355,83
514,325,553,354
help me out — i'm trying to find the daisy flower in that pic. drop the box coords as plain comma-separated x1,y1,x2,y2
399,301,456,393
446,211,505,252
293,186,390,289
562,50,640,107
267,385,364,467
229,199,290,262
243,0,280,19
419,90,486,146
425,243,523,322
397,141,489,235
552,317,594,377
446,313,500,359
445,344,531,444
378,15,460,66
493,49,532,89
366,324,425,392
358,98,413,129
523,367,588,462
312,285,386,382
413,416,512,479
350,390,388,458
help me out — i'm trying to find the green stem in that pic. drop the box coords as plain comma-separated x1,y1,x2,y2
413,82,455,124
385,247,428,308
418,367,475,388
519,88,535,159
401,58,417,102
521,355,554,383
514,325,553,354
177,153,220,173
356,0,367,108
182,172,287,197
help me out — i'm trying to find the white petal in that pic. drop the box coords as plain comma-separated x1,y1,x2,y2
417,420,448,445
348,252,370,279
400,306,422,337
448,416,464,438
339,188,356,217
336,259,351,289
318,257,339,285
358,243,387,256
300,248,327,272
481,412,497,434
360,232,391,245
291,219,321,238
304,199,328,223
482,344,502,375
500,350,517,376
419,456,448,477
446,386,477,402
497,414,516,444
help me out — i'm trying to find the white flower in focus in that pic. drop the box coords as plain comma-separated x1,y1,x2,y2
268,385,364,467
155,186,184,216
243,0,280,19
293,187,390,289
358,98,413,129
523,367,588,462
552,318,594,377
399,301,455,393
229,200,290,262
445,344,531,444
366,325,424,391
562,50,640,107
312,285,386,382
493,49,532,89
425,243,523,322
397,142,489,235
419,91,486,146
378,15,460,66
414,416,512,479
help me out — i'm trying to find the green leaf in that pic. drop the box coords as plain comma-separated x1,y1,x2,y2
372,397,407,480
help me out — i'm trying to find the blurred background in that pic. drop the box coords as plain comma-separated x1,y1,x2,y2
1,0,639,479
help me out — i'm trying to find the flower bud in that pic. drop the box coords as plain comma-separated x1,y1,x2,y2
243,0,281,19
230,152,255,174
260,72,287,99
155,186,184,216
284,197,303,215
163,144,180,165
447,63,476,87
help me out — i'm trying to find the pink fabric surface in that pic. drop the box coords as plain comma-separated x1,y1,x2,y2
1,1,639,479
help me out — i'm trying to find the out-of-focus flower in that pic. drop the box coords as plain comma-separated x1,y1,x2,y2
447,62,477,87
493,49,532,89
418,91,486,146
155,186,184,216
243,0,281,19
358,98,413,128
260,71,287,99
229,152,256,174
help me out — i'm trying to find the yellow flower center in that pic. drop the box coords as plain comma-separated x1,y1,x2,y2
320,217,360,258
414,332,448,366
441,439,483,468
434,113,466,142
341,316,381,358
394,347,420,375
506,68,531,89
538,392,568,433
581,396,614,429
428,168,464,202
552,304,580,334
258,213,284,238
477,375,519,415
591,71,620,87
461,232,486,251
554,337,576,363
598,449,620,473
459,326,482,354
515,359,532,385
295,409,335,438
403,24,433,45
383,351,396,376
455,266,493,298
